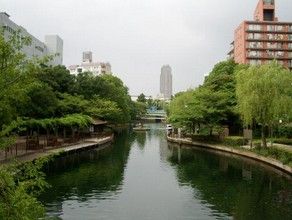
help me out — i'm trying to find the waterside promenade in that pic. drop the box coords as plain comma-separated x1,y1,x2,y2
0,135,114,165
167,136,292,175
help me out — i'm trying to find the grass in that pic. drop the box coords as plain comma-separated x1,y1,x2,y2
189,134,292,167
252,147,292,167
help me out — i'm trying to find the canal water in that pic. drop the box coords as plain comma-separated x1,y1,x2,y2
40,124,292,220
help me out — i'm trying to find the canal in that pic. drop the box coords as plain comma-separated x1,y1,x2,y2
40,124,292,220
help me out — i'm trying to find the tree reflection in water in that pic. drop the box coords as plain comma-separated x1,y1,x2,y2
167,144,292,219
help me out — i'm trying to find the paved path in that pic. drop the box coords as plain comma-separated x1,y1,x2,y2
0,136,113,165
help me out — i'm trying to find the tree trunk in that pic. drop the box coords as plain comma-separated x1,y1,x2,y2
261,125,267,148
209,127,213,136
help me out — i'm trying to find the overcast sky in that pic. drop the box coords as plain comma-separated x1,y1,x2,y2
1,0,292,96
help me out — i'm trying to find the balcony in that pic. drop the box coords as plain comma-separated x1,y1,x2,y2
247,25,262,32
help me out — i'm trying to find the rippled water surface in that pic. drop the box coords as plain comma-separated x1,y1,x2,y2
40,124,292,220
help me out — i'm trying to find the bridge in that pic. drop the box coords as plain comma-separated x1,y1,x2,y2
140,110,167,122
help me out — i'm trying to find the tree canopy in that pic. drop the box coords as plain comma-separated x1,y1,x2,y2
236,62,292,147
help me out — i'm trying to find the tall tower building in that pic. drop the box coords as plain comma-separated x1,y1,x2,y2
229,0,292,70
82,51,93,63
160,65,172,100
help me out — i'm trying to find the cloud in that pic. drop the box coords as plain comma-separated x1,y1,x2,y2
1,0,292,96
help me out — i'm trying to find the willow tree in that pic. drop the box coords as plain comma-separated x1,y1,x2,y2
236,62,292,147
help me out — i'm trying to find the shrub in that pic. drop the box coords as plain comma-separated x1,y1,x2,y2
252,147,292,167
275,126,292,138
273,138,292,146
191,134,219,143
222,136,248,147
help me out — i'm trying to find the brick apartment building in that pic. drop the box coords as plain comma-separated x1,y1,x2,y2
229,0,292,70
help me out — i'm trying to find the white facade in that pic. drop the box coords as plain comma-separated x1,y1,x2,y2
45,35,63,66
0,12,63,66
68,52,112,76
160,65,173,100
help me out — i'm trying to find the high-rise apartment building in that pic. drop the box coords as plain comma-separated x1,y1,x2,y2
229,0,292,69
160,65,172,100
0,12,63,66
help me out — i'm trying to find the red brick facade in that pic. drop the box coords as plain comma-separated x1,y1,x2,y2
230,0,292,70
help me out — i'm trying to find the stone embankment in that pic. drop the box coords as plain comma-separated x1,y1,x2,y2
167,136,292,175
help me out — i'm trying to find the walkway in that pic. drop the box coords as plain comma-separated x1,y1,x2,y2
0,135,114,165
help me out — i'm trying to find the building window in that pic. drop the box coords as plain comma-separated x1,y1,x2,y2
267,25,275,31
289,43,292,49
289,26,292,32
248,51,261,57
275,51,284,58
35,46,44,53
248,24,261,31
3,25,16,34
289,60,292,67
267,42,282,49
267,50,275,57
276,26,283,31
289,35,292,41
289,52,292,58
248,42,263,48
267,34,284,40
248,33,262,40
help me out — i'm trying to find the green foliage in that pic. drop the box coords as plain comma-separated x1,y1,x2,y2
20,83,58,118
252,147,292,167
85,97,123,122
0,30,36,127
0,157,52,220
130,101,147,120
190,134,219,143
137,93,146,103
275,125,292,138
236,62,292,147
169,60,240,134
36,65,75,94
56,93,89,116
273,138,292,146
222,136,248,147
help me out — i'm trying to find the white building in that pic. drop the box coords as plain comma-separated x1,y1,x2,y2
45,35,63,66
68,51,112,76
160,65,173,100
0,12,63,66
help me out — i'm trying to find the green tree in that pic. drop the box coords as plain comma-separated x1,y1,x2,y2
36,65,75,94
56,93,89,116
137,93,146,103
85,97,123,123
0,158,51,220
236,62,292,147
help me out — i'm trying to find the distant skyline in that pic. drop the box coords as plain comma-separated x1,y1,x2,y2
1,0,292,96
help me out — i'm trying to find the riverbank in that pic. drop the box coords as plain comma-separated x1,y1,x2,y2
0,134,114,165
167,136,292,175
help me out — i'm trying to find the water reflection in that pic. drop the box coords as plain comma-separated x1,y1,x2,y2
167,144,292,219
40,124,292,220
40,132,134,217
